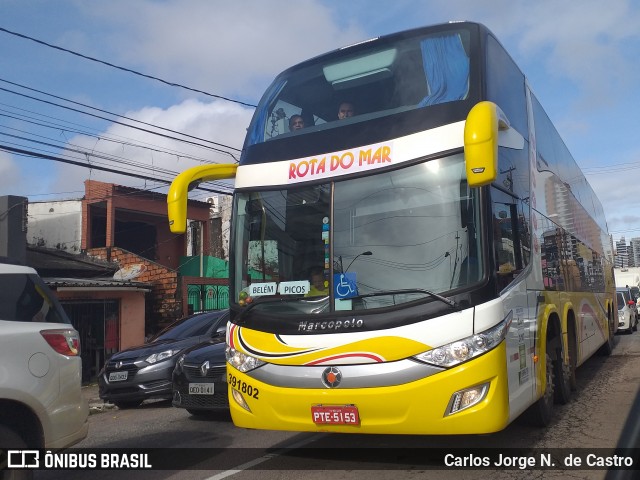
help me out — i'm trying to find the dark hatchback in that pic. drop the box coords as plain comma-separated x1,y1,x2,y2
172,338,228,416
99,310,229,408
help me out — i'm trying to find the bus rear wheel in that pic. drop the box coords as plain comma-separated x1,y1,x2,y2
567,324,578,391
598,312,615,356
553,344,572,405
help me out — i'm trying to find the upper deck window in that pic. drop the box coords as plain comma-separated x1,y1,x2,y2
246,29,471,147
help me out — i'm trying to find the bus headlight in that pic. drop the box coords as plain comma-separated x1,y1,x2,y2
413,314,511,368
226,346,266,372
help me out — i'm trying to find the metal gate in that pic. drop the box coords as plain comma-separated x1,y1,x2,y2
187,284,229,313
60,300,119,383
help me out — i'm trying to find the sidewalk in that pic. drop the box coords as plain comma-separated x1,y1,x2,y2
81,383,116,415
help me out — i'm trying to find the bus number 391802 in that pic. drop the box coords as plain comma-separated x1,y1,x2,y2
228,373,260,399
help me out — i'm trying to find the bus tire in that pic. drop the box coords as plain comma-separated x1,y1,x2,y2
598,311,615,356
567,323,578,391
553,342,572,405
523,352,554,427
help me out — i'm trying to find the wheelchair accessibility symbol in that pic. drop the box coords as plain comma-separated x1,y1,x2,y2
334,273,358,299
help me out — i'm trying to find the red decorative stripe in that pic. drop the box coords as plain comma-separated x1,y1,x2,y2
306,352,384,365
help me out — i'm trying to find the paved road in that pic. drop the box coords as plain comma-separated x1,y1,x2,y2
32,331,640,480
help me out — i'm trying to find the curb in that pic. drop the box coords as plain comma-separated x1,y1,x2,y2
89,402,117,415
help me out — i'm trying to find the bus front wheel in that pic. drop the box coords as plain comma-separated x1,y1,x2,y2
523,352,554,427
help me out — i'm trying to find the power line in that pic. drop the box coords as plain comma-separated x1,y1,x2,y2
0,144,233,195
0,100,236,190
0,118,215,166
0,26,257,109
0,125,238,192
0,78,242,154
0,85,239,161
0,104,227,168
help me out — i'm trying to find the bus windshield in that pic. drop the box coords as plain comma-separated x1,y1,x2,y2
232,153,482,313
246,29,471,147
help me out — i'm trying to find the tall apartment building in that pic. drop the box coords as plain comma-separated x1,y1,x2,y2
616,236,629,268
629,237,640,267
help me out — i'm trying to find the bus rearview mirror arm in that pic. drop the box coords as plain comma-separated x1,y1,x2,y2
167,163,238,233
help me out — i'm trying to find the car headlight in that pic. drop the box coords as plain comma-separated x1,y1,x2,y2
226,346,266,373
174,354,186,374
145,349,176,364
413,313,512,368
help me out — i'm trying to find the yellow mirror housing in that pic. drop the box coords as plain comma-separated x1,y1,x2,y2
167,163,238,233
464,101,508,187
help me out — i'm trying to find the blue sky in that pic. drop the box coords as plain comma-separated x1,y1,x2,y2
1,0,639,242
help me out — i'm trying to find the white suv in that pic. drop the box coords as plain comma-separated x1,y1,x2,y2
0,263,89,456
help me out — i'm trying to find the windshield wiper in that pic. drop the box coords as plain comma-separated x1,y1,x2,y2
235,296,326,323
349,288,461,311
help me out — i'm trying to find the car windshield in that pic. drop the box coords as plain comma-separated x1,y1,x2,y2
152,312,219,341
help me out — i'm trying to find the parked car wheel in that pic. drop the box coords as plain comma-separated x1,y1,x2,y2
0,425,33,480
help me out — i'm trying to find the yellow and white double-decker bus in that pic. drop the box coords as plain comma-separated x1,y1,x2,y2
168,21,616,434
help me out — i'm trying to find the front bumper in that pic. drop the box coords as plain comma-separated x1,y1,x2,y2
172,364,229,411
99,361,175,403
617,313,631,331
172,384,230,411
228,342,510,435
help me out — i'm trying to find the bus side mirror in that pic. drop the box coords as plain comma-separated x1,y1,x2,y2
464,101,509,188
167,163,238,233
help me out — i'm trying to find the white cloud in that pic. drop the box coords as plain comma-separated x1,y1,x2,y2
78,0,367,100
402,0,640,110
49,98,253,195
584,147,640,241
513,1,639,108
0,151,24,195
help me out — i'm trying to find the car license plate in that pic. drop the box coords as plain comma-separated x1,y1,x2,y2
311,405,360,425
109,371,128,382
189,383,214,395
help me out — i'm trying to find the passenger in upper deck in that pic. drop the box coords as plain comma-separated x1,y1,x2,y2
289,114,305,131
337,101,355,120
